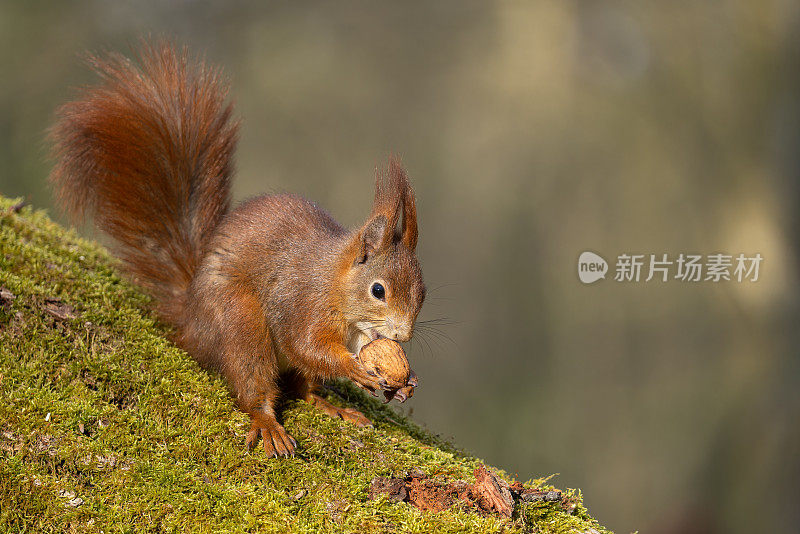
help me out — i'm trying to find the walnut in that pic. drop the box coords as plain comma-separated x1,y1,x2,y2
357,338,411,390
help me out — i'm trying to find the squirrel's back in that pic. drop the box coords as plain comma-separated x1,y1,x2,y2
49,42,239,325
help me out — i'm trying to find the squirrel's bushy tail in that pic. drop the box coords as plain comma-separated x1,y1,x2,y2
49,42,238,325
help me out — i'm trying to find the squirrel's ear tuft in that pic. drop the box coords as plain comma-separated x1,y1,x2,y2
357,214,388,263
389,157,418,252
366,163,402,245
357,156,418,261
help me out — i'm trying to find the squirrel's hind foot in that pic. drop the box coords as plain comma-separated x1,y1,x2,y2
308,393,373,428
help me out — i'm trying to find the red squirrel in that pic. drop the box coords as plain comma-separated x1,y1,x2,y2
49,43,425,458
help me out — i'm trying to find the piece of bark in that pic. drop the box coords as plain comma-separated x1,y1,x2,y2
471,465,514,518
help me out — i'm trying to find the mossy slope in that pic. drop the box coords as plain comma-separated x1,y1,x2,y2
0,197,611,534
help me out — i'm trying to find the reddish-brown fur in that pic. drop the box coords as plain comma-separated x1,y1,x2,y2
49,42,425,457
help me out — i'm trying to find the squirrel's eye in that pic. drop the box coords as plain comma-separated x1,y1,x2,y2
371,282,386,301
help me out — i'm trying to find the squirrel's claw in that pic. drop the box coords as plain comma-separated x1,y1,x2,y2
246,414,296,458
383,384,414,403
407,369,418,388
348,357,383,395
353,380,379,397
385,373,417,403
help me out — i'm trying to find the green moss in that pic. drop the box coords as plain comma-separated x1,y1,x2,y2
0,196,612,533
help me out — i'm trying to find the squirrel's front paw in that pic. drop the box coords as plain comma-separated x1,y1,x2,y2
353,340,418,403
246,413,297,458
347,356,383,397
384,369,418,403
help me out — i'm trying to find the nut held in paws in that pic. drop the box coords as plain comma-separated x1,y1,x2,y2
357,338,411,389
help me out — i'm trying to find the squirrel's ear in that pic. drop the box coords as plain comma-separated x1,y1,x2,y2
360,163,402,258
389,157,418,251
356,214,388,263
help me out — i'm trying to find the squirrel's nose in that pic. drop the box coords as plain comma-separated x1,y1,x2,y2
392,329,412,342
386,317,412,342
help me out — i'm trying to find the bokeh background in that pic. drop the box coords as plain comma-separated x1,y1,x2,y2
2,2,799,532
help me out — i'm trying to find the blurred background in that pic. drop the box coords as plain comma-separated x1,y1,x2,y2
2,1,798,532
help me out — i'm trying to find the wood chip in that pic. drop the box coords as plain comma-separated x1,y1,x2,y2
43,298,78,320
